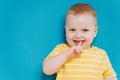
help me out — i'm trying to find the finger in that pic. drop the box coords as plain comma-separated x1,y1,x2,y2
77,42,83,49
74,49,77,54
78,41,82,46
73,47,79,55
77,42,83,53
74,47,80,54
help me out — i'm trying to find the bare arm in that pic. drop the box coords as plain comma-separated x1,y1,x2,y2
43,51,69,75
104,76,118,80
43,45,82,75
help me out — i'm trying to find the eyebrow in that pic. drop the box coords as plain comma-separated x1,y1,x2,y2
65,27,75,30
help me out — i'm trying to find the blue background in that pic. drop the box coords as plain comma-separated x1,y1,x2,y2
0,0,120,80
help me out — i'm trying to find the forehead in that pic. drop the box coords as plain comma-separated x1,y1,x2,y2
65,14,97,27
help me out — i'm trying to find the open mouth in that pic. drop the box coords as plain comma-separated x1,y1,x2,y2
73,40,85,45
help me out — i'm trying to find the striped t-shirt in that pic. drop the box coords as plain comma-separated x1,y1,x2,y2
44,44,116,80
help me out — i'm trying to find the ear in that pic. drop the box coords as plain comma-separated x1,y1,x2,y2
94,26,98,37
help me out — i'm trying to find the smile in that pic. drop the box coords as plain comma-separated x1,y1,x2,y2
73,40,85,45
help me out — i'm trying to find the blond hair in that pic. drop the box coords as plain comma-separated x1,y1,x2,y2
67,3,96,17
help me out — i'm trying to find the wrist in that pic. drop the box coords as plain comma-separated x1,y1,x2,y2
64,51,71,60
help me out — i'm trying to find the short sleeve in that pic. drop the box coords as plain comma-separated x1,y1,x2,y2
102,53,117,78
44,44,69,61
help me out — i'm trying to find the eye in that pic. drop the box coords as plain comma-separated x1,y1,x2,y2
83,29,89,32
69,29,76,31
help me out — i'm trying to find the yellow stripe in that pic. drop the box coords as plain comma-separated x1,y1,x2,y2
58,74,103,78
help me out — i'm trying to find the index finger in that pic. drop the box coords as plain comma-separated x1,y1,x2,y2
78,41,82,46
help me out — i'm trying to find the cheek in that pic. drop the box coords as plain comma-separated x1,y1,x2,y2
85,34,95,41
66,32,74,39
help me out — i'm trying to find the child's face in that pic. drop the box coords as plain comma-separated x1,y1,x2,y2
65,14,97,48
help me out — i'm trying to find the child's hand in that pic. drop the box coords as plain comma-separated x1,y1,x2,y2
66,42,83,58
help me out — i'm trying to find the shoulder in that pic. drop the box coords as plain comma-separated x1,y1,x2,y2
55,43,70,48
93,46,106,52
92,46,108,57
53,43,70,52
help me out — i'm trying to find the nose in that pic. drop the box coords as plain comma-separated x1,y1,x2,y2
75,31,82,38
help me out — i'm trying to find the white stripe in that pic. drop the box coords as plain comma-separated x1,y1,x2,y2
65,64,99,67
63,69,102,72
96,50,105,53
71,58,101,63
103,65,112,68
58,74,103,78
103,61,107,64
81,54,104,58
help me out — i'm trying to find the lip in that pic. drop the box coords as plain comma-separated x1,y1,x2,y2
73,40,85,45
